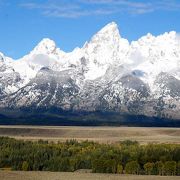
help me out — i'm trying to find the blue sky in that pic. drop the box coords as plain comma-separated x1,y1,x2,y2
0,0,180,59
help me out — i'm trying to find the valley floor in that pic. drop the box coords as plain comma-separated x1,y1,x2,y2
0,126,179,144
0,171,179,180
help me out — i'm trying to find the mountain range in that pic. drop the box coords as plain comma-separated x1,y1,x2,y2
0,22,180,126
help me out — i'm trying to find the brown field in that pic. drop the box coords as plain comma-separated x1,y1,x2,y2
0,126,180,144
0,171,179,180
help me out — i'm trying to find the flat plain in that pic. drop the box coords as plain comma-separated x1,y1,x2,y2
0,125,180,144
0,171,180,180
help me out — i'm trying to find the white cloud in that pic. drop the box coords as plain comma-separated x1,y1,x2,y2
20,0,180,18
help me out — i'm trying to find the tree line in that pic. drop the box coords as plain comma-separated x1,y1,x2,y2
0,137,179,175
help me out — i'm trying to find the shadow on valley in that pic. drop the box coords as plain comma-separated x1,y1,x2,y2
0,109,180,127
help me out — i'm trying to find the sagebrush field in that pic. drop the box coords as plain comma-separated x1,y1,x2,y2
0,126,179,144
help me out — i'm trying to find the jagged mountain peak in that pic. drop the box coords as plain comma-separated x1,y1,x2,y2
82,22,129,80
31,38,57,55
162,31,177,38
97,21,119,35
133,31,177,46
89,21,121,44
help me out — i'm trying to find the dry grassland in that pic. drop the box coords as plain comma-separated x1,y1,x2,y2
0,171,180,180
0,126,179,144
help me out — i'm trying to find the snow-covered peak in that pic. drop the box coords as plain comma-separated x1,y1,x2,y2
96,21,120,37
88,22,121,45
12,38,68,84
129,30,180,91
9,39,57,85
31,38,57,55
168,31,177,37
82,22,129,80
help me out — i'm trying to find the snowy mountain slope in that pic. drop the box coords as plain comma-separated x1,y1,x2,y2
82,22,130,80
0,22,180,122
0,53,22,95
1,67,79,109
